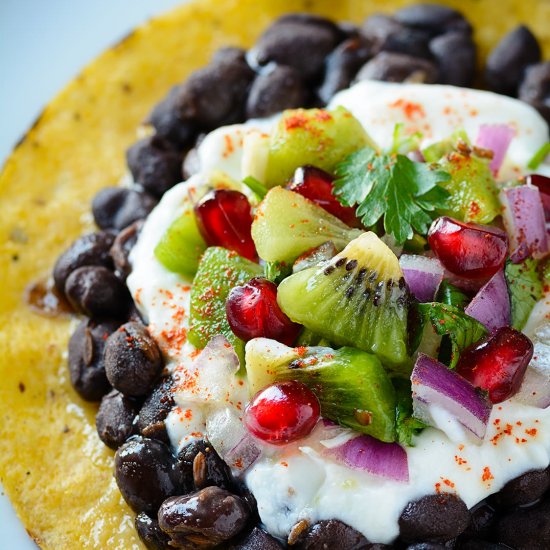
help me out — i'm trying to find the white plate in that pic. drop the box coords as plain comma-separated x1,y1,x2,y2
0,0,185,547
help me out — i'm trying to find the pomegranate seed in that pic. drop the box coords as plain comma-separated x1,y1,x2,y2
526,174,550,221
287,165,359,227
226,277,301,345
428,217,508,279
194,189,257,260
456,327,533,404
244,381,320,444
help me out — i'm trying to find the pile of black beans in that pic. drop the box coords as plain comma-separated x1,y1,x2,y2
51,3,550,549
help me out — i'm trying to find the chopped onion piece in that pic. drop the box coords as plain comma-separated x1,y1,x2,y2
325,435,409,482
225,433,262,474
400,255,444,302
475,124,515,176
500,185,549,262
465,270,510,332
514,323,550,408
411,354,492,442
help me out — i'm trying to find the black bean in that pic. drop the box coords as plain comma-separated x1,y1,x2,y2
294,519,370,550
149,47,254,142
430,32,476,87
114,436,179,515
138,376,175,443
519,61,550,124
246,66,308,119
158,487,250,548
398,493,470,543
394,4,471,36
249,16,342,80
356,52,438,84
145,86,197,148
462,500,496,540
65,266,131,318
95,389,140,449
458,541,506,550
104,321,163,397
485,25,541,96
126,135,184,198
495,498,550,549
53,231,115,294
68,319,118,401
92,187,157,231
109,220,143,280
318,36,373,104
361,14,404,52
381,27,433,60
227,526,283,549
405,542,456,550
175,439,234,493
493,467,550,508
135,512,171,550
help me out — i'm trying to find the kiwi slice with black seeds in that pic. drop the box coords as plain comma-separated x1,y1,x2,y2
277,232,411,373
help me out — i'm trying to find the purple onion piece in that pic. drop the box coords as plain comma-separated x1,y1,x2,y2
399,255,444,302
411,354,492,441
325,435,409,483
225,433,262,474
500,185,549,262
475,124,515,176
465,270,511,333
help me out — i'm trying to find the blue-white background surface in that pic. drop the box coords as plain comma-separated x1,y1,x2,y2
0,1,186,548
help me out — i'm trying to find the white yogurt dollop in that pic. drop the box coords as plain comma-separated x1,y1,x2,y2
127,81,550,544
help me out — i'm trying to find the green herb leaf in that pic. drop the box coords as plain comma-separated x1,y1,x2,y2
415,302,487,368
527,142,550,170
389,123,423,155
394,378,426,446
264,260,292,283
436,280,469,310
505,258,543,330
334,147,450,244
242,175,268,200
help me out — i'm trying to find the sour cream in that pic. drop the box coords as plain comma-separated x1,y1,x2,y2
127,81,550,544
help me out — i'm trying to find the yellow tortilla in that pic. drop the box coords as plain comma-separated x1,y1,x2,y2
0,0,549,547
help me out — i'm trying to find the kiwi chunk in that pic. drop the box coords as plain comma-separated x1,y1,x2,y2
189,247,262,359
277,232,411,372
154,207,207,279
437,152,500,224
251,187,362,265
245,338,396,442
264,106,375,187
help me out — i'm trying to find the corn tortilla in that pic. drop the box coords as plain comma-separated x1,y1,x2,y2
0,0,549,548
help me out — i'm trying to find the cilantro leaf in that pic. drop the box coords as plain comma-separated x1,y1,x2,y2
334,147,450,244
436,280,469,310
394,378,426,446
415,302,487,368
505,258,543,330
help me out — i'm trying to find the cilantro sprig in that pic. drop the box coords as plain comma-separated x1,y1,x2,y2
333,146,451,244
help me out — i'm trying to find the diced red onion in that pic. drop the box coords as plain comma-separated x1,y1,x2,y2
411,354,492,441
325,435,409,482
465,270,510,333
205,407,262,475
475,124,515,176
500,185,549,262
225,433,262,474
400,255,444,302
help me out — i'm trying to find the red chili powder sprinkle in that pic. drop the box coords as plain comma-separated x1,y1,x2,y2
280,461,288,468
389,98,426,121
455,455,468,466
184,409,193,420
234,458,244,469
223,134,234,158
294,346,308,357
525,428,538,437
482,467,494,482
435,482,442,493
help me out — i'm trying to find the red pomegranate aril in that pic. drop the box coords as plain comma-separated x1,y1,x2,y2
456,327,534,404
226,277,301,346
194,189,257,260
526,174,550,221
244,381,320,445
428,216,508,279
287,165,360,227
